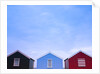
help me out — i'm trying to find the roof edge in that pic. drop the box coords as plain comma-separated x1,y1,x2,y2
37,52,63,60
64,50,92,60
7,50,32,60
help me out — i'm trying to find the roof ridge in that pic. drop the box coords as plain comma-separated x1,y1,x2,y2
64,50,92,60
37,52,63,60
7,50,34,60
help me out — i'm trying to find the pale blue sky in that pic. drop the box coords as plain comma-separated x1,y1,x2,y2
7,5,92,68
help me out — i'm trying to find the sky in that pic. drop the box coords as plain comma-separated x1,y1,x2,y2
7,5,92,68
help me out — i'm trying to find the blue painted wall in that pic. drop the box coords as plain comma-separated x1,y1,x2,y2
37,53,63,69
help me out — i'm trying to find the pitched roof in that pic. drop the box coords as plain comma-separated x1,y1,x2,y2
37,52,63,60
7,50,34,61
64,50,92,61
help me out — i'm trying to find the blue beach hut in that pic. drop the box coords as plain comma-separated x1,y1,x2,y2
37,53,63,69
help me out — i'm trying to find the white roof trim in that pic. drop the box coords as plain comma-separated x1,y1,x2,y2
65,50,92,60
37,52,63,60
7,50,31,59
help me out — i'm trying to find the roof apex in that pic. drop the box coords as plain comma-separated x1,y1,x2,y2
7,50,34,60
64,50,92,61
37,52,63,60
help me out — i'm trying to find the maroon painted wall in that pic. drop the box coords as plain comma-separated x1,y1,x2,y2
65,51,92,69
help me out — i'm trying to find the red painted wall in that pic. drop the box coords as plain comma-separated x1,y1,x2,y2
65,51,92,69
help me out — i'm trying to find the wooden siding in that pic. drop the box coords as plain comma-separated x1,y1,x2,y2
7,51,30,69
65,51,92,69
37,53,63,69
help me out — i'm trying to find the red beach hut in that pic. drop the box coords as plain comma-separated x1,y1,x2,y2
64,51,92,69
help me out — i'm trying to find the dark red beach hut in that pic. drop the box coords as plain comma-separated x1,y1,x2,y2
64,51,92,69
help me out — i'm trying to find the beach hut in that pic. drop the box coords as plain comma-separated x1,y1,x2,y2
37,53,63,69
7,50,34,69
64,51,92,69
